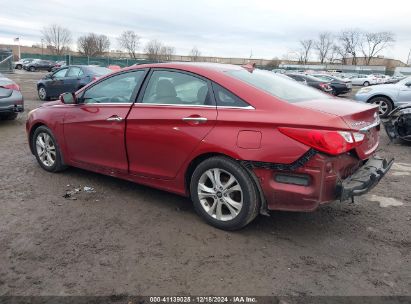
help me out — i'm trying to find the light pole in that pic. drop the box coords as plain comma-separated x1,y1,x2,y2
14,37,21,60
41,39,44,57
407,48,411,66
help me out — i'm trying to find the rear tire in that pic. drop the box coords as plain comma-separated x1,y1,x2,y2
363,81,370,87
190,156,260,230
32,126,67,172
369,96,393,118
16,64,22,70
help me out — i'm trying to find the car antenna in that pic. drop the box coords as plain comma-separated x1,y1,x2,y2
242,62,256,73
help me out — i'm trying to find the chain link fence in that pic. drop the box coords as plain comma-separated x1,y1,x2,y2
21,53,154,67
0,49,13,73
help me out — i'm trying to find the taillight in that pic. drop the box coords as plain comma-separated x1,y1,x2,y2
319,83,331,91
278,127,365,155
0,83,20,91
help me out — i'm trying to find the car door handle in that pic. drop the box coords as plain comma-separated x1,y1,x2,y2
182,117,208,123
106,115,123,122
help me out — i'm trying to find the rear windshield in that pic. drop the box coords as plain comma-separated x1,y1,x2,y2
227,69,330,103
86,67,112,76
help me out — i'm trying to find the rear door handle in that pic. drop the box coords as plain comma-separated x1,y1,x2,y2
106,115,123,122
182,117,207,123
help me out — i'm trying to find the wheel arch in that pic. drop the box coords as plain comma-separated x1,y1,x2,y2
184,152,268,215
28,122,47,154
367,94,394,105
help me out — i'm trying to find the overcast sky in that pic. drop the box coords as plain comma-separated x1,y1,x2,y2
1,0,410,61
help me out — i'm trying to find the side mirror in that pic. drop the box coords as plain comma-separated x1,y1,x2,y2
45,73,53,79
60,92,77,104
405,82,411,87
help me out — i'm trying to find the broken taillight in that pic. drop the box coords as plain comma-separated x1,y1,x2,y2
278,127,365,155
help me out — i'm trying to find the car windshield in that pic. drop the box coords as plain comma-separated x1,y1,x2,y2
86,67,112,76
227,69,330,103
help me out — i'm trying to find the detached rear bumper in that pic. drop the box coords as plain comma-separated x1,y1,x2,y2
338,157,394,201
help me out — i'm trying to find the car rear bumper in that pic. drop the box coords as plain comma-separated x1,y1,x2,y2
249,152,392,212
338,157,393,201
0,91,24,113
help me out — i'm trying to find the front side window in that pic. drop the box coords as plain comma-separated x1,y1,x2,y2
81,71,145,104
53,68,68,78
142,70,212,105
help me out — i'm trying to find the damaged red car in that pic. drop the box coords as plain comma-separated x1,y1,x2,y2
26,63,393,230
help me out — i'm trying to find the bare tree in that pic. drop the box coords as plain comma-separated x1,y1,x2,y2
144,40,175,61
41,24,72,55
327,44,341,63
189,47,201,61
314,32,334,64
299,39,313,64
77,33,110,57
144,40,163,61
361,32,395,65
338,29,363,65
266,57,281,69
117,30,140,59
160,46,175,61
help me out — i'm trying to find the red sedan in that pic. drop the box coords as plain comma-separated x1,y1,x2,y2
26,63,393,230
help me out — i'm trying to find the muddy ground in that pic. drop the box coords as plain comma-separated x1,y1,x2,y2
0,71,410,296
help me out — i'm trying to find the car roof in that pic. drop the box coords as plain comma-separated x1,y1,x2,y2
124,62,245,74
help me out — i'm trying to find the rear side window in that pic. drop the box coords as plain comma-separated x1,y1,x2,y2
212,83,250,108
142,70,212,105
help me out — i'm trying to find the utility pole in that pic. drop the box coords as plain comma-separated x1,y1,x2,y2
14,37,21,60
407,48,411,66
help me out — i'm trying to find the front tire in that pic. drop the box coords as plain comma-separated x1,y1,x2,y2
16,64,22,70
363,81,370,87
38,86,49,101
190,156,260,230
369,96,393,118
29,66,36,72
32,126,67,172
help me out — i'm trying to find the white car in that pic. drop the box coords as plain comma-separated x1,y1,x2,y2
349,74,378,86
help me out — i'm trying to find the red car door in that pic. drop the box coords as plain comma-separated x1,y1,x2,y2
63,70,147,173
126,69,217,179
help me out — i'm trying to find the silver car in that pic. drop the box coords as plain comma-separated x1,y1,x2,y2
354,76,411,117
350,74,378,86
0,73,24,120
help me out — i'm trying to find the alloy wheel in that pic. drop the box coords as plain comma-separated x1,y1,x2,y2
372,99,389,116
38,87,46,100
197,168,243,221
35,132,56,167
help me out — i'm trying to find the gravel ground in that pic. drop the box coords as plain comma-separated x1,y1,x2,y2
0,71,410,296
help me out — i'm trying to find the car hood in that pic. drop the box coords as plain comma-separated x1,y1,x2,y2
41,100,62,107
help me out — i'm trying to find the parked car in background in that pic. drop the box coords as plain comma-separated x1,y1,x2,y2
14,58,35,70
51,61,67,72
354,76,411,117
385,75,406,84
26,63,391,230
286,73,333,93
0,72,24,120
349,74,378,86
311,74,352,96
37,65,112,101
23,59,56,72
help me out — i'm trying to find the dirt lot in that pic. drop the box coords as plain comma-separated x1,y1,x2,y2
0,71,410,296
